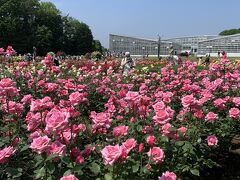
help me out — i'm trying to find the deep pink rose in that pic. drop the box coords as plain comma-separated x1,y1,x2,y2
76,155,84,165
146,135,156,146
48,141,66,156
147,147,165,164
159,171,177,180
45,109,70,132
113,125,129,137
30,136,50,154
101,145,122,165
207,135,218,147
181,94,195,108
229,108,240,119
0,146,16,164
205,112,218,122
60,175,79,180
122,138,137,153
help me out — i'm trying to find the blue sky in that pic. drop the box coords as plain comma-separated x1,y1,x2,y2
42,0,240,48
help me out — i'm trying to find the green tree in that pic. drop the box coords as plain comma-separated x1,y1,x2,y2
0,0,39,53
219,28,240,36
93,40,103,53
34,25,53,55
63,17,94,55
36,2,64,54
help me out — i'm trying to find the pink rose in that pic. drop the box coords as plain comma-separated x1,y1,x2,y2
153,110,171,125
125,91,140,101
0,146,16,164
21,94,33,105
229,108,240,119
147,147,165,164
45,109,70,132
101,145,122,165
76,155,84,165
48,141,66,156
69,91,87,106
138,143,144,154
30,136,50,154
161,123,172,136
113,125,129,137
181,94,195,108
205,112,218,122
146,135,156,146
207,135,218,147
159,171,177,180
152,101,165,112
122,138,137,153
232,97,240,107
60,175,79,180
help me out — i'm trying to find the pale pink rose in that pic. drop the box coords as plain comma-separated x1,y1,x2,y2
48,141,66,156
69,91,87,106
207,135,218,147
146,135,156,146
233,97,240,107
21,94,33,105
60,175,79,180
229,108,240,119
0,146,16,164
122,138,137,153
147,147,165,164
29,130,41,141
161,123,172,136
213,98,226,109
159,171,177,180
205,112,218,122
90,111,112,131
30,136,50,154
45,83,59,92
125,91,140,101
178,127,187,136
181,94,195,108
153,110,171,125
101,145,122,165
152,101,165,112
45,109,70,132
2,101,23,115
61,129,77,144
113,125,129,137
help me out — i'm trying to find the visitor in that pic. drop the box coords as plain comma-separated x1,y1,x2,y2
222,51,228,59
121,52,135,76
204,53,210,66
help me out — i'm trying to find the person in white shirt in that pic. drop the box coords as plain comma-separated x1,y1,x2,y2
120,52,136,76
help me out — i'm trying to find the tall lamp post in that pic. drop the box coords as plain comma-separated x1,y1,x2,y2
157,35,161,60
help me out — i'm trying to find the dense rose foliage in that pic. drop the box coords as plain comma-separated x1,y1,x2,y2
0,52,240,179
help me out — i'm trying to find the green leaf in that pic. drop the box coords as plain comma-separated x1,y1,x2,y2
61,156,71,165
46,154,58,162
90,162,101,175
73,165,83,176
46,162,55,174
175,141,185,147
190,169,200,176
35,167,46,179
5,167,22,178
132,164,139,173
63,170,72,176
20,145,29,152
105,173,113,180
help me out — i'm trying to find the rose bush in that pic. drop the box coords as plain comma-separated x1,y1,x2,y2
0,48,240,179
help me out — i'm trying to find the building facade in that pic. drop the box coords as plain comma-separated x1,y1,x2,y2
167,35,218,53
109,34,181,56
198,34,240,56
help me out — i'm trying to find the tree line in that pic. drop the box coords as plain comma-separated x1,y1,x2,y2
219,28,240,36
0,0,103,56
